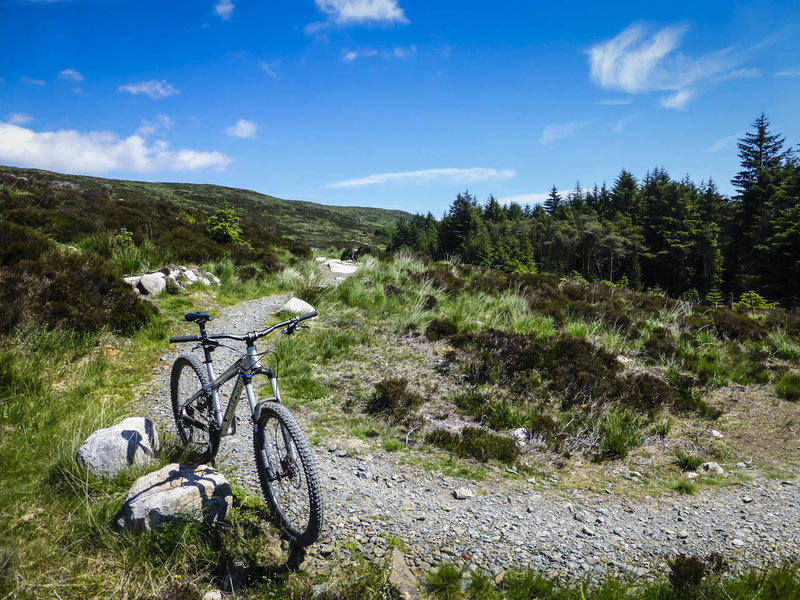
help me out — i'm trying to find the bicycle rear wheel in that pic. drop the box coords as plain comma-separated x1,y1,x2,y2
170,354,212,450
253,402,323,548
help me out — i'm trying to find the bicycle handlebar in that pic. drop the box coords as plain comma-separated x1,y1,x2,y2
168,311,318,344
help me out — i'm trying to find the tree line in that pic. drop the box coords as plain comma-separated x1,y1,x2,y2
388,114,800,305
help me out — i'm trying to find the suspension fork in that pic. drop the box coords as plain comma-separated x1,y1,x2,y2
251,367,297,464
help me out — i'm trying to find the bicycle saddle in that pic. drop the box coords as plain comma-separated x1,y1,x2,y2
184,311,213,324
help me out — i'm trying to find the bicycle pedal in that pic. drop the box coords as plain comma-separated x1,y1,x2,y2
230,415,238,435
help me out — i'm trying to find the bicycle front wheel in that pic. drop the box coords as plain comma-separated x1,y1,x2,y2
253,402,323,548
170,354,212,450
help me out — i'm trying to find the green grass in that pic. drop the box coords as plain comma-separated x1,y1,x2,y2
673,449,704,471
775,373,800,402
600,409,642,459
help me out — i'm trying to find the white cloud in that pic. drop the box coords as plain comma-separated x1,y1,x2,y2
595,99,633,105
8,113,33,125
539,121,590,145
59,68,84,82
706,131,745,152
775,68,800,77
587,22,730,109
326,167,515,188
136,114,172,137
0,121,231,174
660,89,694,110
717,68,762,80
307,0,408,32
225,119,257,138
214,0,234,20
21,76,45,86
341,45,416,62
612,114,637,134
259,60,280,79
119,79,179,99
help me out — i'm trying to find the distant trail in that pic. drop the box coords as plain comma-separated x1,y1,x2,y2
140,295,800,579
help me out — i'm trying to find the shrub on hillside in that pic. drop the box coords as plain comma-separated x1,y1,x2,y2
365,378,423,422
0,222,52,266
642,326,677,362
425,426,519,464
0,248,155,335
775,373,800,402
426,317,459,341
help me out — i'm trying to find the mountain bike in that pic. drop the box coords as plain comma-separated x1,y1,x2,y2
168,310,323,560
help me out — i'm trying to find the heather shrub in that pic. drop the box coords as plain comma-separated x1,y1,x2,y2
426,426,519,463
366,377,423,422
0,247,155,334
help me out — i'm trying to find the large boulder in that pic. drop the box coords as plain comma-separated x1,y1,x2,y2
277,297,316,315
326,260,359,275
114,463,232,532
138,272,167,295
76,417,159,479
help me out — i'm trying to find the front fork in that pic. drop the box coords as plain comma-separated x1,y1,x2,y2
252,372,297,480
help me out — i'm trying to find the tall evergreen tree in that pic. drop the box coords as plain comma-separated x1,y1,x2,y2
483,194,504,223
544,185,562,217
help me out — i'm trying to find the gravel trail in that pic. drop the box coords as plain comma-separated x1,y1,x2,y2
141,295,800,579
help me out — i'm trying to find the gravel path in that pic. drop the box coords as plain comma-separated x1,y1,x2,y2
141,295,800,579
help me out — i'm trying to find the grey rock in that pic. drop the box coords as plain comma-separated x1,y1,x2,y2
701,462,725,475
453,487,474,500
138,272,166,295
76,417,158,479
114,463,232,532
389,548,421,600
277,297,316,315
326,260,360,275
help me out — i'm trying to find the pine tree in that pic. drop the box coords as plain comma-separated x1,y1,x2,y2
483,195,504,223
610,170,639,221
544,185,562,217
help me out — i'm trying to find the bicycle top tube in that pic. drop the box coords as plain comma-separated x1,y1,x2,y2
168,310,317,345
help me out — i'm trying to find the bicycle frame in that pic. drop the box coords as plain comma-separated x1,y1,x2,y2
179,342,283,438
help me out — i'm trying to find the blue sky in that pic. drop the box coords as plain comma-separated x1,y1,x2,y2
1,0,799,216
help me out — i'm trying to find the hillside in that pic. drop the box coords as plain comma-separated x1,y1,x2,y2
0,165,409,247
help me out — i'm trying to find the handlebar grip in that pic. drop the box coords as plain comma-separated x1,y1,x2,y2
169,334,201,343
296,311,317,322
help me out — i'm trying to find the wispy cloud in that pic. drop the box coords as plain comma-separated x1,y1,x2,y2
58,68,84,82
307,0,408,33
0,121,231,174
259,60,280,79
21,76,45,86
225,119,257,139
716,68,762,80
612,114,638,134
660,89,694,110
595,99,633,105
341,45,416,62
775,68,800,77
7,113,33,125
326,167,515,188
214,0,234,20
135,114,172,137
706,131,744,152
539,121,590,145
119,79,179,99
587,21,731,109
